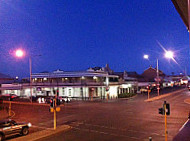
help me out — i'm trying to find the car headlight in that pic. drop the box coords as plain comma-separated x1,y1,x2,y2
28,123,32,127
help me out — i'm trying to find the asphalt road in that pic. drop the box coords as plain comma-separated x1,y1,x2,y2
35,88,190,141
4,88,189,141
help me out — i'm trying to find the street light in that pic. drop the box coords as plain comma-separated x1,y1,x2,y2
165,50,174,59
143,55,160,96
15,49,33,103
143,54,149,60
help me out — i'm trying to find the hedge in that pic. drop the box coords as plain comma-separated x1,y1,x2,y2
118,93,136,98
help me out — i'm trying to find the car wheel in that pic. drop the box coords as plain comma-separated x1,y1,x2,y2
0,134,4,141
21,127,29,136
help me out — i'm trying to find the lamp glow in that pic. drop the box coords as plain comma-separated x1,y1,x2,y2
143,54,149,59
165,51,174,59
15,49,24,58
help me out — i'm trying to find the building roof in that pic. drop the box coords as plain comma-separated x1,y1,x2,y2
32,70,118,78
172,0,188,30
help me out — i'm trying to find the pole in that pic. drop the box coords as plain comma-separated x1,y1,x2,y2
188,0,190,75
29,57,32,103
157,59,160,96
9,101,11,117
164,102,168,141
54,98,57,130
148,90,150,99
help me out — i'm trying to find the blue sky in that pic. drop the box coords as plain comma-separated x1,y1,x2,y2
0,0,189,78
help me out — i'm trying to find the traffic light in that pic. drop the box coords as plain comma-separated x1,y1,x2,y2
166,103,170,115
56,99,60,106
159,107,164,115
50,99,55,108
106,87,109,91
10,96,14,101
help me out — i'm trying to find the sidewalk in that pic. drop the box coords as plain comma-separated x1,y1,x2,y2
144,88,186,102
11,125,71,141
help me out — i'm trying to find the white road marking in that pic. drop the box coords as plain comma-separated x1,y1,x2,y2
179,119,189,131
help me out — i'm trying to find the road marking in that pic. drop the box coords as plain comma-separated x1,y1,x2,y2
9,110,15,118
179,119,189,131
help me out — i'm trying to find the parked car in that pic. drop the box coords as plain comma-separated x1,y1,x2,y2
0,119,32,141
58,96,71,103
0,94,18,101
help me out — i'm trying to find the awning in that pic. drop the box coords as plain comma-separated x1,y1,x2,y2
172,0,189,29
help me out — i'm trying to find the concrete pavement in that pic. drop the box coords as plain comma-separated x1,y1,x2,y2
144,88,186,102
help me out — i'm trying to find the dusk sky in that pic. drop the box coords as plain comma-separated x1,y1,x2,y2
0,0,189,78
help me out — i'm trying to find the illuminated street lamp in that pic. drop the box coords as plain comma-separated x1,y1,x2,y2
165,50,174,59
15,49,24,58
15,49,33,103
143,54,149,60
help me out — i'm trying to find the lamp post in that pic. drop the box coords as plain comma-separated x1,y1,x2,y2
156,59,160,96
15,49,33,102
144,55,160,96
15,49,41,103
29,56,32,103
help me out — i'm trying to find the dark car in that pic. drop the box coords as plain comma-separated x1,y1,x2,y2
58,96,71,103
0,94,19,101
0,119,32,141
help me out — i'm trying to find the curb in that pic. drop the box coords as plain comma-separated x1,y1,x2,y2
3,101,65,107
144,88,186,102
10,125,71,141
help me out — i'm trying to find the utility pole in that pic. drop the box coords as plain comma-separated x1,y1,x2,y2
164,102,168,141
29,56,32,103
156,59,160,96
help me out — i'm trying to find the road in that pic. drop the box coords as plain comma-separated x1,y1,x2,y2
4,88,189,141
36,88,190,141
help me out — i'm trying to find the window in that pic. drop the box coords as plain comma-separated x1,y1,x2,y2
69,89,71,96
80,87,83,96
62,88,65,95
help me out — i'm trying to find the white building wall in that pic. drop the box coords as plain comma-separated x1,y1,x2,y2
109,86,118,98
74,88,81,97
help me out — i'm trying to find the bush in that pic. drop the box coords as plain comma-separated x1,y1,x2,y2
118,93,136,98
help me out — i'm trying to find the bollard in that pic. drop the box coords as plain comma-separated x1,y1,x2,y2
149,137,152,141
